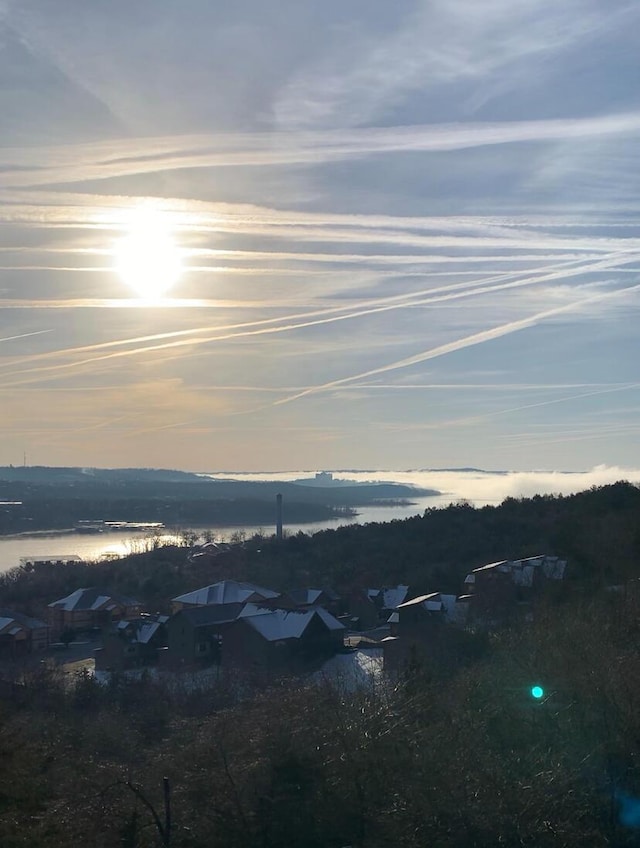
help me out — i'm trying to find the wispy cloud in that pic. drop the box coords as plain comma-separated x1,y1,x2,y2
2,112,640,188
2,1,639,471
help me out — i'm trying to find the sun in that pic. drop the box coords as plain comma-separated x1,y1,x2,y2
114,208,183,300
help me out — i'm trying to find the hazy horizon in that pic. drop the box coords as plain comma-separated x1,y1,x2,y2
1,2,639,471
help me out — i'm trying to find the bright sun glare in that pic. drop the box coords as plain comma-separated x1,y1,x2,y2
114,208,183,300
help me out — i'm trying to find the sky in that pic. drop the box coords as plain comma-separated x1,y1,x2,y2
1,0,639,473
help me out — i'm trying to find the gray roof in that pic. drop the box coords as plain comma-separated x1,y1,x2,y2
242,605,345,642
172,580,279,607
368,585,410,610
0,608,48,631
472,555,567,584
115,615,168,644
48,587,140,611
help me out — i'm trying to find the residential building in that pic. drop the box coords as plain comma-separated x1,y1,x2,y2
166,602,251,667
47,588,141,637
94,614,168,672
368,585,410,620
170,579,279,613
465,554,567,624
0,608,49,658
383,592,470,674
223,606,345,672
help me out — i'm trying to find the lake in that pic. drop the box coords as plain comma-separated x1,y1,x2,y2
0,495,443,574
1,465,637,574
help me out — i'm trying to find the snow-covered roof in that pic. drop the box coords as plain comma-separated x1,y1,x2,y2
313,606,346,632
473,560,509,573
0,608,48,632
243,608,314,641
172,580,279,607
137,621,162,644
237,602,272,619
48,587,139,611
242,606,344,642
381,585,410,610
114,615,167,644
369,585,411,608
396,593,442,610
472,555,567,584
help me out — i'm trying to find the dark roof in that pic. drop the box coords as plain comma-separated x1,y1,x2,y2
173,602,245,627
287,587,339,606
0,608,48,630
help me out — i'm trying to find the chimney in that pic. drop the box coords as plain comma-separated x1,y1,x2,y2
276,493,283,541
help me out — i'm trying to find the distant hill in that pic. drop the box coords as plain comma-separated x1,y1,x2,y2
0,465,439,534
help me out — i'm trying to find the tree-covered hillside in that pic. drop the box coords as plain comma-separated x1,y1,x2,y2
2,482,640,846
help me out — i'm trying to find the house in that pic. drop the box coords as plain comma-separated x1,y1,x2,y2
94,614,168,672
347,588,380,631
465,554,567,623
223,606,345,672
0,608,49,659
395,593,447,635
166,602,259,667
384,592,471,674
368,585,410,620
47,588,141,638
187,541,233,563
170,580,279,613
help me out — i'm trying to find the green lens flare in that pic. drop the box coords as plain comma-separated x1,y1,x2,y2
531,685,544,699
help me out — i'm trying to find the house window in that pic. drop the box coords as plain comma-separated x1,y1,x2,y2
196,642,209,653
125,646,137,654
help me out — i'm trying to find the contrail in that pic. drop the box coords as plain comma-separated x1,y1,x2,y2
0,251,636,388
0,329,53,344
0,253,593,369
0,249,629,371
271,283,640,408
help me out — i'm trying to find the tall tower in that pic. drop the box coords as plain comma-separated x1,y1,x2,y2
276,493,283,541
